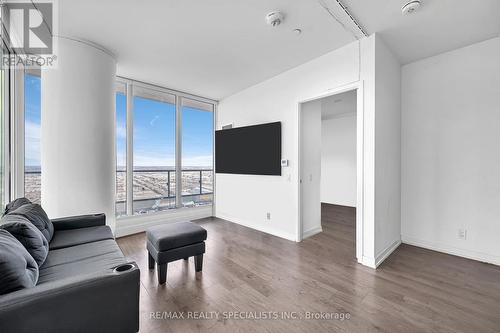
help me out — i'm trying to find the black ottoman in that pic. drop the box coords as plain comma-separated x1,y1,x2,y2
146,222,207,284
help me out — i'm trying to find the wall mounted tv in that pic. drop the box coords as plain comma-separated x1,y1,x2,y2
215,121,281,176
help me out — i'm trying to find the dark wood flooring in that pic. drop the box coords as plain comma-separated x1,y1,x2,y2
117,203,500,332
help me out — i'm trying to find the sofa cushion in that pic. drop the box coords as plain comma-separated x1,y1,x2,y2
0,215,49,266
49,225,114,250
3,197,31,216
147,221,207,252
9,204,54,242
39,239,126,284
0,229,39,295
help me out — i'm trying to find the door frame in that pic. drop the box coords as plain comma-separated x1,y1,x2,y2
297,81,364,262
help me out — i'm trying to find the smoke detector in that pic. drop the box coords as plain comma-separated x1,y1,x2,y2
402,1,421,15
266,11,284,27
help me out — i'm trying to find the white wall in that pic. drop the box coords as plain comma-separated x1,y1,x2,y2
216,34,404,268
216,35,379,267
300,99,322,238
321,113,357,207
41,37,117,231
402,36,500,265
373,36,402,265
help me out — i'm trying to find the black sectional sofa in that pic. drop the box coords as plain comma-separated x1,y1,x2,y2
0,199,140,333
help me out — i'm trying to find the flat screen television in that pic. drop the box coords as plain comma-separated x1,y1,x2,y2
215,122,281,175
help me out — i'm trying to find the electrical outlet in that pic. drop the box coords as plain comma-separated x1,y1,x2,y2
458,228,467,240
266,212,271,220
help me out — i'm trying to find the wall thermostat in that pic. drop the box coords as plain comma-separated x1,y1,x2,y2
281,159,288,167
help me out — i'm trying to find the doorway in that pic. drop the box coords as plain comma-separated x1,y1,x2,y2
298,84,363,261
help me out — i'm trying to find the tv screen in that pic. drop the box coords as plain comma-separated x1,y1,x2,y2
215,122,281,175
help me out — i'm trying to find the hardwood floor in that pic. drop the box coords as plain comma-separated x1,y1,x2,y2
117,204,500,332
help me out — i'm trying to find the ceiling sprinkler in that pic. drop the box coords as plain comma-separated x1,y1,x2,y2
402,1,422,15
266,11,284,27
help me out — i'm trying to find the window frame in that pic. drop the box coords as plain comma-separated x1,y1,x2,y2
115,76,217,219
0,20,27,206
0,40,12,207
132,84,177,214
10,59,29,202
180,96,215,206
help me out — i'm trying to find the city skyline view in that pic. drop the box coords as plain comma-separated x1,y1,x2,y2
24,74,214,211
26,74,214,169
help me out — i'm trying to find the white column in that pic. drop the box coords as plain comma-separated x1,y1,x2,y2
41,37,116,231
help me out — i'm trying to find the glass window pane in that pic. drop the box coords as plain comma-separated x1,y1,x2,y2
116,83,127,216
0,46,5,208
133,87,176,214
24,72,41,204
181,98,213,207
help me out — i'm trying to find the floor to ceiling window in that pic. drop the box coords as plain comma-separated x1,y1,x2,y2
115,79,215,218
24,71,41,203
132,87,176,215
181,98,214,207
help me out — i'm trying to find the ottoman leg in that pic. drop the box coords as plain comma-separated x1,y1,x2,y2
148,252,155,270
194,254,203,272
158,263,167,284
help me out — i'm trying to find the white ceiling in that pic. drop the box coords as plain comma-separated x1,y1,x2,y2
344,0,500,64
58,0,500,100
321,90,357,120
58,0,355,100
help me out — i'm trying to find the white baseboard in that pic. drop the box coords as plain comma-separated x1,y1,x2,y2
302,226,323,239
115,206,213,238
216,212,297,242
375,239,401,268
360,256,376,269
359,239,401,269
402,235,500,266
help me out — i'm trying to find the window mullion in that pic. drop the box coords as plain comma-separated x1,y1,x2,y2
11,68,25,200
212,103,217,216
1,50,11,206
175,96,182,208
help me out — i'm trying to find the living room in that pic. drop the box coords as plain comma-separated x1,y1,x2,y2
1,1,500,332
